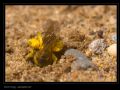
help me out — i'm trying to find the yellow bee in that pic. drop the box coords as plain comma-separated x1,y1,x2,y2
26,19,63,67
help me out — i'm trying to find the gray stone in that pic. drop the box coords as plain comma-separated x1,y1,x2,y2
64,49,97,71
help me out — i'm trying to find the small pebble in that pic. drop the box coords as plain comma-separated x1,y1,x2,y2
64,49,97,71
97,30,103,38
107,44,116,56
111,34,117,42
89,39,107,54
59,59,65,63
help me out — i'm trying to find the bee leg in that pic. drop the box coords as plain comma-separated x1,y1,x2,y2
26,49,34,61
33,53,41,66
52,54,58,64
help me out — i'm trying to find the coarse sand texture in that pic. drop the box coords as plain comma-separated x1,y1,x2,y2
5,5,117,82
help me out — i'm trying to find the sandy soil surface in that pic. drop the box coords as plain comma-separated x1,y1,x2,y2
5,5,117,82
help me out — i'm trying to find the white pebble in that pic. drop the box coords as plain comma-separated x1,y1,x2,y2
107,44,117,56
59,59,65,63
89,39,107,54
111,33,117,42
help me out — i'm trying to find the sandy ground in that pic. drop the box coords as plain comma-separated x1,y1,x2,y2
5,5,117,82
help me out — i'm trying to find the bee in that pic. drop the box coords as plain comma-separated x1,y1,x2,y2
27,19,63,67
